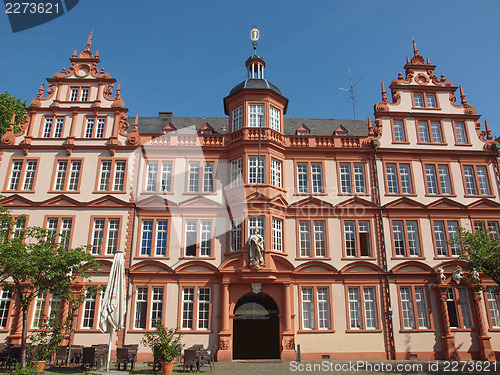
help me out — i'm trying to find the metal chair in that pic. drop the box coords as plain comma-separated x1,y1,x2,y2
54,345,68,366
198,349,213,372
182,349,199,372
116,347,135,371
82,347,99,370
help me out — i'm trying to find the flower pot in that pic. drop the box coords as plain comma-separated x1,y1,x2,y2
31,360,46,373
160,361,175,375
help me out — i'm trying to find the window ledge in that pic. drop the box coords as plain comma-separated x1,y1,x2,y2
47,190,81,194
450,328,474,332
296,257,332,261
135,256,170,260
391,256,426,260
411,107,441,110
338,193,370,197
465,194,496,199
341,257,377,261
178,330,213,334
399,329,436,333
297,329,335,334
346,329,383,333
433,256,461,260
179,256,216,260
1,190,35,194
93,190,127,194
139,191,174,195
454,143,472,147
416,142,448,146
384,193,418,197
293,193,328,196
392,142,411,145
425,194,456,198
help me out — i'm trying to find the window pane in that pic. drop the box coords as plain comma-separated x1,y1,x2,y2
54,118,64,138
42,118,53,138
364,287,378,329
297,163,309,193
476,166,490,195
311,163,323,193
414,287,429,329
200,220,212,256
406,221,420,257
317,287,330,330
353,163,366,194
400,287,415,329
96,118,105,138
141,220,153,256
9,161,23,190
156,220,168,256
151,287,164,326
434,221,447,257
272,218,283,252
463,166,477,195
271,159,282,188
182,288,195,329
270,106,281,132
202,162,214,193
430,122,443,143
426,94,436,108
425,165,438,195
455,122,467,144
344,221,356,257
188,162,200,192
198,288,211,330
386,164,398,194
231,159,243,187
248,104,264,127
68,161,81,191
248,157,265,184
0,289,12,329
160,161,172,192
232,106,243,131
146,161,158,192
230,218,242,252
348,287,361,329
23,161,37,190
438,165,451,195
299,221,312,257
54,161,67,190
414,93,424,107
392,221,406,257
487,288,500,328
113,161,126,191
399,164,412,194
393,120,405,142
134,287,148,329
458,287,473,329
85,118,95,138
339,163,352,194
301,288,315,330
314,221,326,257
359,221,371,257
418,122,430,143
99,161,112,191
185,220,197,256
107,219,120,255
92,219,105,255
447,221,460,256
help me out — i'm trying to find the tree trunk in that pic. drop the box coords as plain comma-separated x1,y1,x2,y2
21,307,27,369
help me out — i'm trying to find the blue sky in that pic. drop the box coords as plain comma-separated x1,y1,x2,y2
1,0,499,136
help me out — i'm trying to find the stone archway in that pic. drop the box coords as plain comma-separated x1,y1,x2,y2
232,292,280,360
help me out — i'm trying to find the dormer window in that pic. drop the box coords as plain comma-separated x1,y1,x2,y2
296,124,310,136
413,92,439,109
270,106,281,132
248,104,264,127
232,106,243,131
200,123,214,135
69,87,90,102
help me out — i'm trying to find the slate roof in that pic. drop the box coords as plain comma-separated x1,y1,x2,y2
229,79,283,97
126,114,368,137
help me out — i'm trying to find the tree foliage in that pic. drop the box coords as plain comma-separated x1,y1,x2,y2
0,91,27,136
0,205,99,368
455,226,500,288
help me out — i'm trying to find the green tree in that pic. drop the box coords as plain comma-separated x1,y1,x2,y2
0,206,99,368
0,91,27,136
455,226,500,288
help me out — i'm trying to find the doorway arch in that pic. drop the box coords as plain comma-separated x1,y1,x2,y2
232,292,280,360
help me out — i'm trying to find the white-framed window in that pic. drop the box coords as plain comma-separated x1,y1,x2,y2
385,163,412,194
140,219,168,256
248,104,264,127
42,118,53,138
433,220,461,257
145,161,173,193
53,159,81,191
270,106,281,131
99,160,126,192
271,158,282,188
232,106,243,131
400,286,430,330
393,120,406,142
430,122,443,143
151,287,164,327
248,217,265,240
84,118,106,138
230,158,243,187
32,291,46,329
474,221,500,238
344,220,371,257
466,165,491,196
188,162,200,192
418,121,430,143
45,217,73,250
446,287,473,329
299,220,326,258
297,162,323,194
230,218,242,252
426,94,436,108
184,219,213,257
0,288,12,329
486,287,500,328
80,88,89,102
425,164,451,195
454,122,468,144
187,162,214,193
8,159,38,191
134,287,148,329
413,93,424,107
301,286,331,331
348,286,378,330
81,289,97,329
91,218,120,255
272,218,283,252
392,220,421,257
70,88,79,102
181,286,211,331
339,162,366,194
84,118,94,138
248,156,265,184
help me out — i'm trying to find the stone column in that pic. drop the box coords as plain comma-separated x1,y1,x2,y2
218,281,232,361
435,286,456,360
281,282,295,360
473,291,495,361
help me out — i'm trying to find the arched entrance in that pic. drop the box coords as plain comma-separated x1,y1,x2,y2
232,292,280,360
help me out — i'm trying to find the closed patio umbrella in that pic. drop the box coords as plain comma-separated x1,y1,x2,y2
99,250,126,372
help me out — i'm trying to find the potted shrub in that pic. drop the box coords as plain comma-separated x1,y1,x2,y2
29,319,65,373
142,320,184,375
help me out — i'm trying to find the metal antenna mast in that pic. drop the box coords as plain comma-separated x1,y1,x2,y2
339,65,363,120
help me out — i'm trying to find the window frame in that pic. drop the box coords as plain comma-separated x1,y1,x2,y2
49,158,83,193
295,161,325,195
185,160,216,194
39,115,66,138
411,91,441,109
452,121,471,146
345,284,382,332
142,159,175,194
248,156,265,185
271,217,284,253
431,219,462,258
88,216,122,256
391,119,409,144
383,161,415,196
78,286,105,331
232,106,244,132
130,285,165,331
422,162,454,196
337,161,368,195
484,287,500,331
81,116,107,139
178,285,213,332
390,219,423,259
298,285,334,333
415,120,446,145
182,218,215,259
95,158,128,193
44,215,75,250
461,164,494,197
0,287,13,331
398,285,434,332
3,157,40,193
67,86,91,102
296,219,329,259
137,218,170,258
341,219,374,259
444,286,474,331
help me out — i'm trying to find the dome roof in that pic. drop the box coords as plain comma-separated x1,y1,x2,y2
229,78,283,97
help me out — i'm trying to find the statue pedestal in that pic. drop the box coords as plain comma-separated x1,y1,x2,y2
218,332,232,361
281,333,296,361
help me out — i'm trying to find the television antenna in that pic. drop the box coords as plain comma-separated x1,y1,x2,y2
339,65,363,120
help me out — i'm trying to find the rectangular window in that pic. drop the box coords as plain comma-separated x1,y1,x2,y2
202,162,215,193
134,287,148,329
80,88,89,102
426,94,437,108
347,286,379,330
181,286,211,331
297,162,324,194
297,163,309,193
385,163,412,195
317,287,331,330
302,288,315,330
414,93,424,107
248,217,265,241
248,104,265,127
232,106,243,131
7,159,38,191
430,122,443,143
418,121,430,143
298,220,326,258
188,162,200,192
70,88,79,102
145,160,172,192
184,219,213,257
81,289,98,329
151,287,164,326
42,118,53,138
45,217,73,249
446,287,473,329
433,220,461,257
344,220,371,257
32,291,46,329
187,161,214,192
53,117,64,138
270,106,281,131
400,286,430,330
84,118,95,138
339,162,366,194
53,159,82,191
392,120,406,142
301,286,331,331
96,118,105,138
230,218,242,252
339,163,352,194
272,218,283,252
13,217,26,239
231,159,243,187
454,122,468,144
463,166,478,195
0,288,12,329
98,160,126,192
486,287,500,328
91,218,120,255
271,159,282,188
248,156,265,184
392,220,421,257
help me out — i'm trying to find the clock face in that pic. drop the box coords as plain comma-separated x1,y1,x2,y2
250,28,260,42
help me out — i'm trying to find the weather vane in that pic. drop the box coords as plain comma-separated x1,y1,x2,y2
250,26,260,53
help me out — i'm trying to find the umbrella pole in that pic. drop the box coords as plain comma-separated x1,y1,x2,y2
107,328,113,372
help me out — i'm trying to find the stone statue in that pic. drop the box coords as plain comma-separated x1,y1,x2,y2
438,267,446,283
451,266,464,284
249,228,264,269
472,268,480,282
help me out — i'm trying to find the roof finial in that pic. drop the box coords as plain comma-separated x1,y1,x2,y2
86,31,92,51
381,82,388,103
413,40,419,56
459,85,468,106
485,120,493,140
133,114,139,131
368,116,374,136
250,26,260,55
